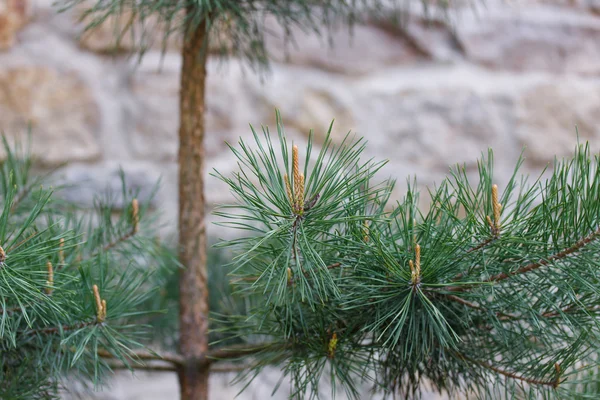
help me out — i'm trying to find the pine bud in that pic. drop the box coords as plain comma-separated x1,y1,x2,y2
92,284,106,323
284,174,293,209
409,244,422,286
292,145,303,214
295,173,305,213
328,332,338,359
492,184,502,231
45,261,53,296
131,198,140,234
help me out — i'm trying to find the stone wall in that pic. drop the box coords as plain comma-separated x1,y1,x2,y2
1,0,600,398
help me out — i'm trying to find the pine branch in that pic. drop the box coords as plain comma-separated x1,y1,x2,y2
541,304,600,318
104,360,259,373
0,303,26,315
465,237,496,255
486,226,600,283
451,237,497,281
455,351,561,388
10,183,34,213
446,226,600,292
442,294,519,320
101,229,136,253
97,343,281,368
105,361,176,372
97,348,183,365
23,320,95,336
236,262,343,284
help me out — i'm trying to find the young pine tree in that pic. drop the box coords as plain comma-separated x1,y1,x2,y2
214,115,600,399
56,1,418,398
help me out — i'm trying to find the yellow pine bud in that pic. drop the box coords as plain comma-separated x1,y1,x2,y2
45,261,53,295
131,198,140,234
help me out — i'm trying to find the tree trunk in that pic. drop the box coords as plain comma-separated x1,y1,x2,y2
177,16,210,400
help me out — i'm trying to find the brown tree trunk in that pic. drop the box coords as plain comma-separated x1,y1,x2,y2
177,16,210,400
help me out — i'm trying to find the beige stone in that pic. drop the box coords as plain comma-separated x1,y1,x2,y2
0,0,30,50
517,81,600,166
77,8,232,55
287,89,355,144
457,4,600,74
129,57,239,161
265,20,425,75
77,8,182,53
0,66,100,165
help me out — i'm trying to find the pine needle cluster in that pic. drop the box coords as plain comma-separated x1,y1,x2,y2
215,114,600,399
0,138,171,399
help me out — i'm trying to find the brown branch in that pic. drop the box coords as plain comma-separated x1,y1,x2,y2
465,237,495,255
6,230,39,253
450,238,497,282
444,294,482,309
97,342,281,368
25,320,95,336
236,262,343,284
442,294,519,320
541,304,600,318
0,304,24,315
455,351,560,388
78,222,140,264
97,348,184,365
105,361,176,372
486,226,600,284
445,292,600,325
104,360,258,374
447,227,600,292
206,343,282,362
102,230,136,252
10,184,34,213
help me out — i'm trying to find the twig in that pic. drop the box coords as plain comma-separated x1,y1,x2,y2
104,360,259,374
447,226,600,292
24,321,95,336
443,294,482,310
464,238,495,255
455,351,560,388
10,184,34,213
97,348,183,365
207,343,282,362
77,199,141,263
97,342,282,367
442,294,519,320
6,230,39,253
541,304,600,318
102,230,136,252
235,262,342,283
487,226,600,284
105,361,176,372
0,304,24,315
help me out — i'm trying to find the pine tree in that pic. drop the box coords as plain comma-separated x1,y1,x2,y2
213,117,600,399
55,1,414,398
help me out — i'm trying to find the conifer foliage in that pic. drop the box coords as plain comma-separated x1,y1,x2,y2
0,140,168,400
215,115,600,399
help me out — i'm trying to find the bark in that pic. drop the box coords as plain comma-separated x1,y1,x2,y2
177,16,210,400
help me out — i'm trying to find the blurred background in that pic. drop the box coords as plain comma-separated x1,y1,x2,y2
1,0,600,398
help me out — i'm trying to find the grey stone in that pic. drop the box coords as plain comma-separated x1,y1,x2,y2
54,162,162,209
457,3,600,74
516,81,600,166
265,19,425,75
0,66,101,166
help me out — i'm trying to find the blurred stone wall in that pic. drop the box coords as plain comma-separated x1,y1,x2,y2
1,0,600,398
